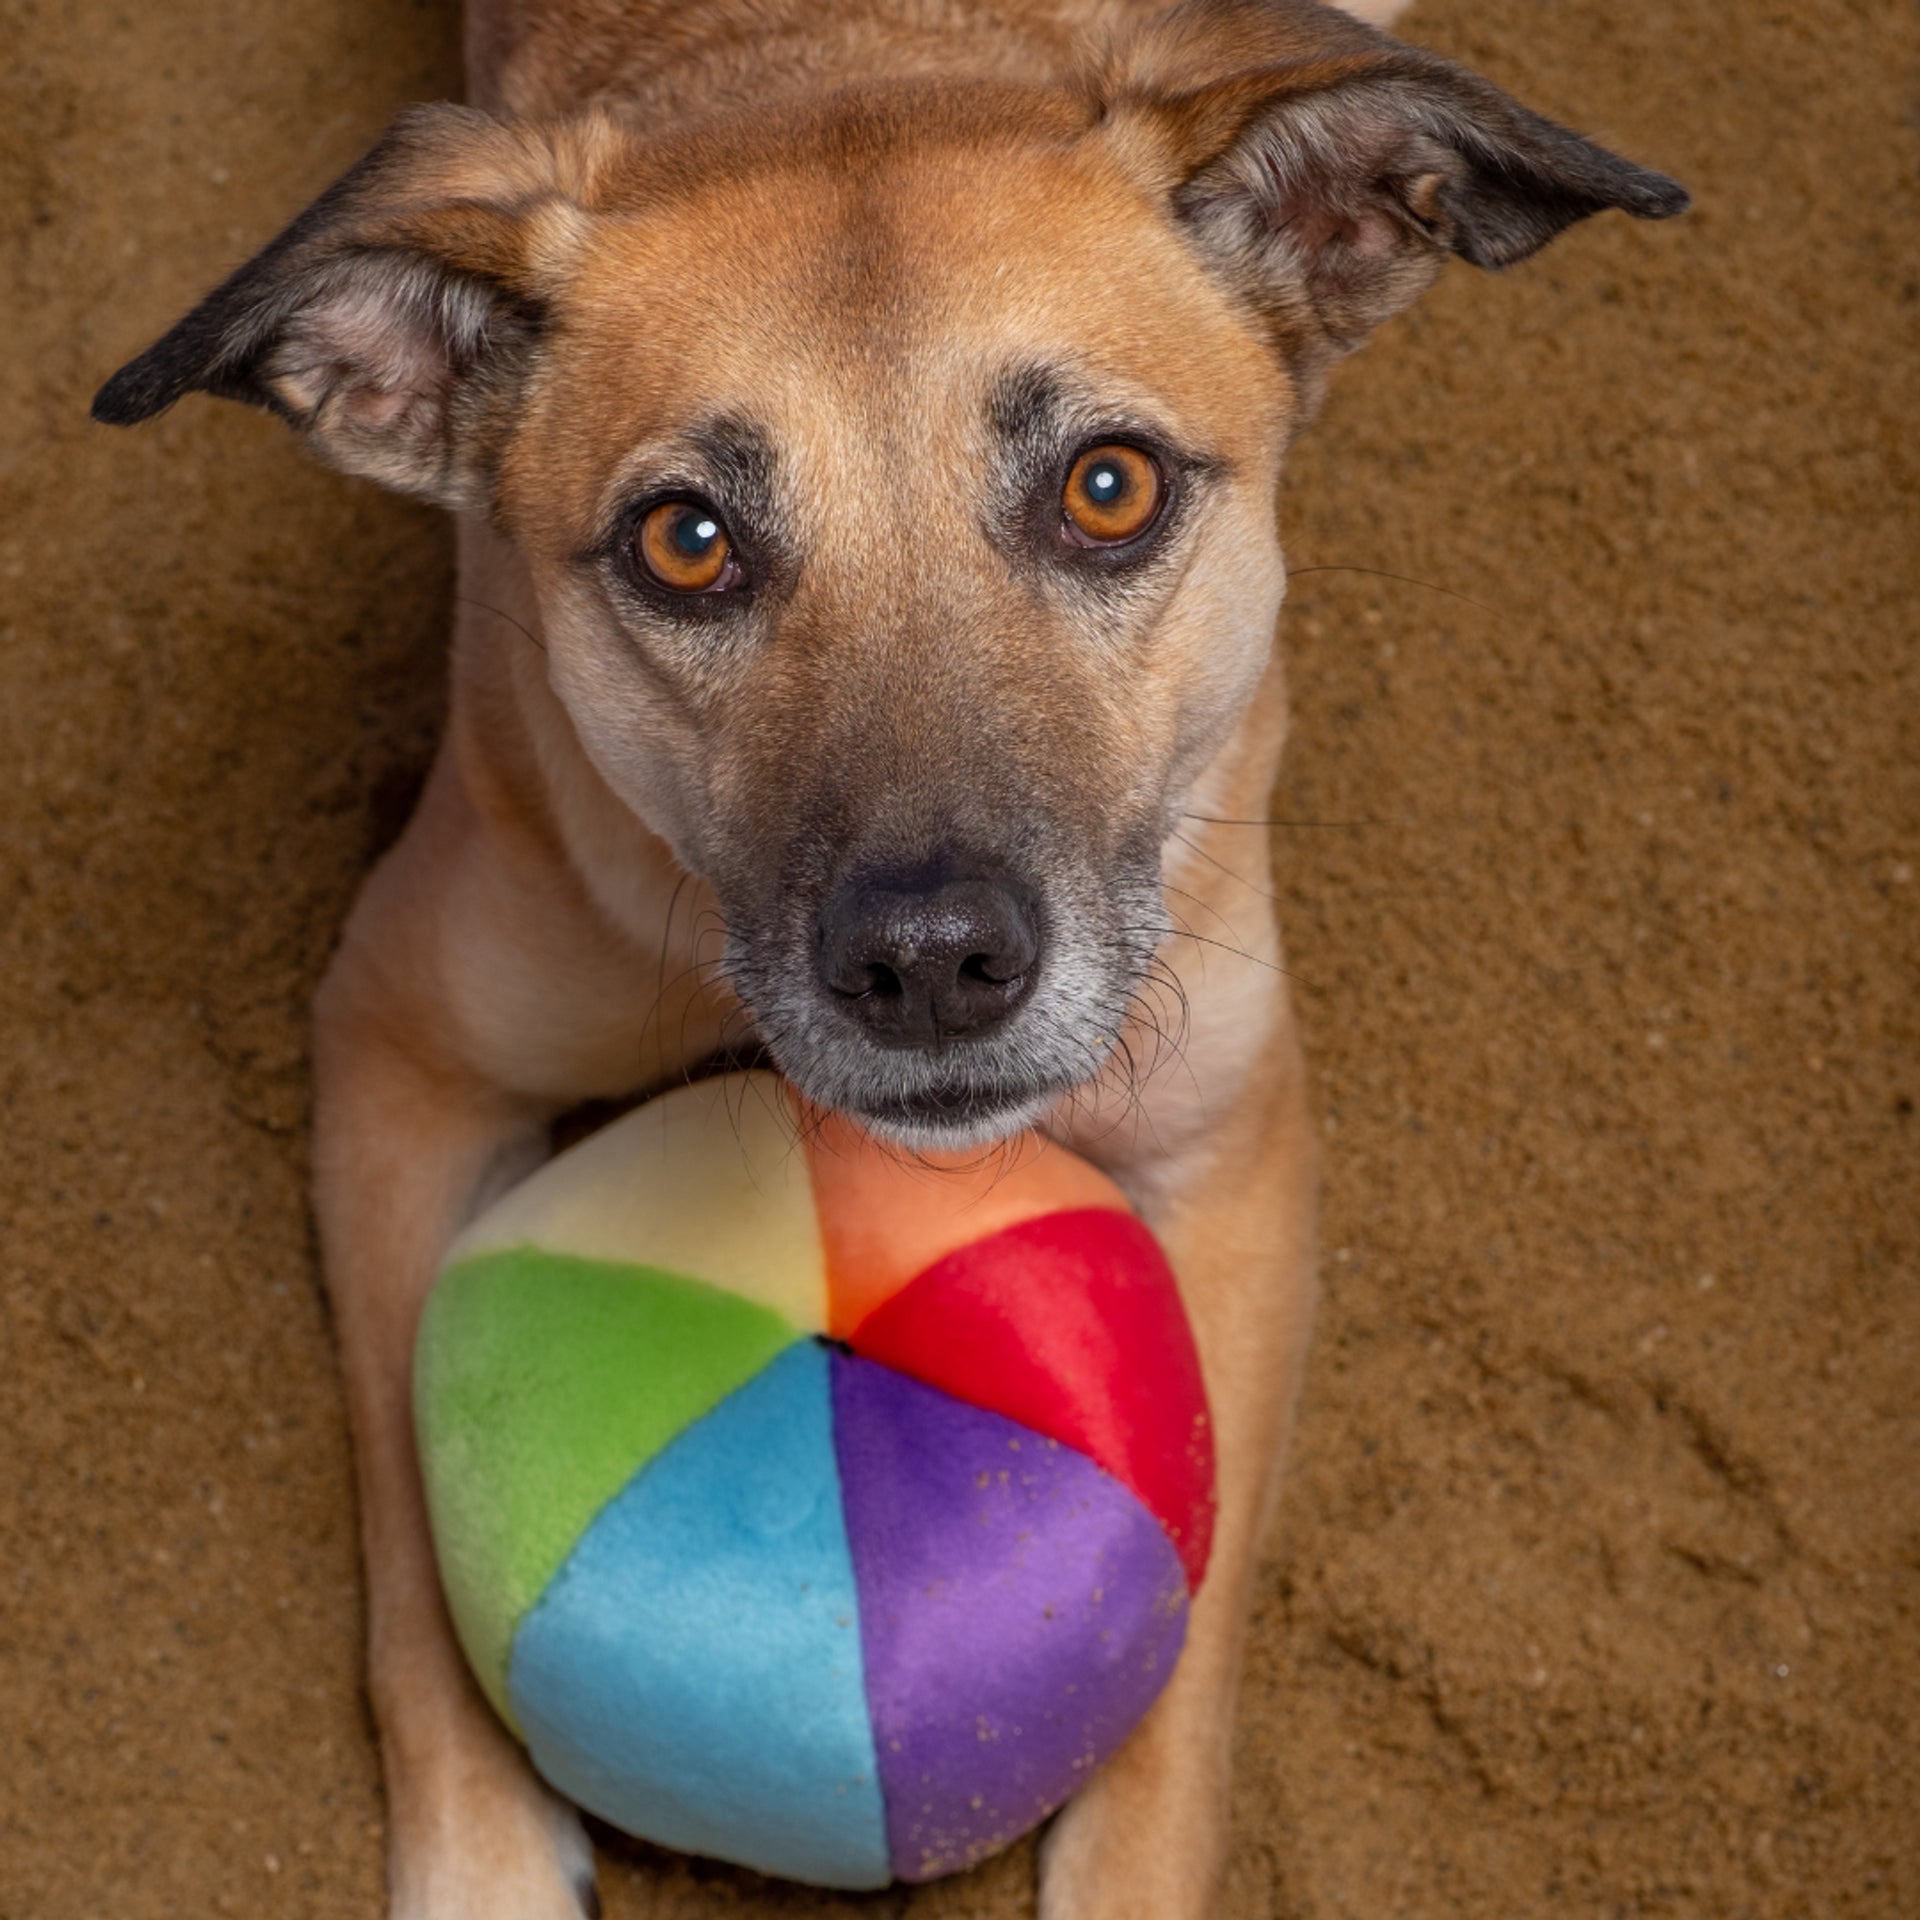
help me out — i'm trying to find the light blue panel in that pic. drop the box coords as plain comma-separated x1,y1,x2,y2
507,1341,890,1889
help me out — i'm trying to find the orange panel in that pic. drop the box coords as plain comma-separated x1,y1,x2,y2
799,1104,1133,1339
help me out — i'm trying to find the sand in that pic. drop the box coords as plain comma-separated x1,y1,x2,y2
2,0,1915,1914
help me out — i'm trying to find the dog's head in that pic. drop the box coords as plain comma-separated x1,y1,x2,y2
96,0,1684,1145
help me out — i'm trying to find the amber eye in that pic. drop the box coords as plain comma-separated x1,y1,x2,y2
635,500,738,593
1062,444,1164,547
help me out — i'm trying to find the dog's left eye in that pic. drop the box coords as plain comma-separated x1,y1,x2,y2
634,500,742,594
1061,444,1164,547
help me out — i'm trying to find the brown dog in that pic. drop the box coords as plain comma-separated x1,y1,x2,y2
94,1,1684,1913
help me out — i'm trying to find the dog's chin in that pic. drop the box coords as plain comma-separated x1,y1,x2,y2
845,1081,1061,1153
772,1047,1066,1151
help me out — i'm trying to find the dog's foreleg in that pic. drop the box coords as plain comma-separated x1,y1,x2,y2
1040,1027,1320,1920
312,765,623,1920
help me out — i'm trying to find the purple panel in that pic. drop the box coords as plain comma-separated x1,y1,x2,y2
830,1350,1189,1883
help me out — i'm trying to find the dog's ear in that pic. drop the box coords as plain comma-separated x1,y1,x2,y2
1105,0,1687,370
91,105,604,510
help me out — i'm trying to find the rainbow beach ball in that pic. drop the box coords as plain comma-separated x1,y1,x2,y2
415,1072,1213,1889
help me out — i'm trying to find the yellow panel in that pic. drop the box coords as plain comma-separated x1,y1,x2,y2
448,1072,827,1334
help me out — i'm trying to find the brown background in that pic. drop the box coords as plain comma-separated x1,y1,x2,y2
2,1,1915,1915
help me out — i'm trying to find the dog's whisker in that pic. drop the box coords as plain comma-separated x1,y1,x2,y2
453,594,548,655
658,870,693,982
1166,827,1284,907
1160,880,1252,952
1115,922,1304,986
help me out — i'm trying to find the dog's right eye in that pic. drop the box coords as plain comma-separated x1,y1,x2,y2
1061,444,1164,548
633,501,742,594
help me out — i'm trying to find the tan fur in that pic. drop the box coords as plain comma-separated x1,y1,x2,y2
91,0,1686,1911
318,56,1314,1905
324,13,1612,1919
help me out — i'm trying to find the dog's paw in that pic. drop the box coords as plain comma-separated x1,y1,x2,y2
388,1764,597,1920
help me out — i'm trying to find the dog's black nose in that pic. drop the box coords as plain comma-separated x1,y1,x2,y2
819,868,1040,1044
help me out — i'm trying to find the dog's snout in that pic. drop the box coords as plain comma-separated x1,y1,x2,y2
819,868,1040,1045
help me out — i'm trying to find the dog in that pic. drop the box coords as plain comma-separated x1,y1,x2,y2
92,1,1684,1913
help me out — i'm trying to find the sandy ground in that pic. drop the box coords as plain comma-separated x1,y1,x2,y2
2,0,1916,1915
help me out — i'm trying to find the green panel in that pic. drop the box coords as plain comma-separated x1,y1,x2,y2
414,1246,800,1726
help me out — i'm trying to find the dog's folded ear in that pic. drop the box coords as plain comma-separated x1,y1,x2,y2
1106,0,1687,371
91,105,601,509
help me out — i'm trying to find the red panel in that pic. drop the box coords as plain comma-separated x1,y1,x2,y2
846,1210,1215,1589
802,1105,1132,1340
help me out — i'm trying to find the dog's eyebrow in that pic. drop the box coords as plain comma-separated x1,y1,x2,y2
987,364,1073,466
984,362,1225,484
679,416,781,529
587,413,784,556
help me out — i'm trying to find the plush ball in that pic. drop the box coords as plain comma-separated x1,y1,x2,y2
415,1071,1214,1889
